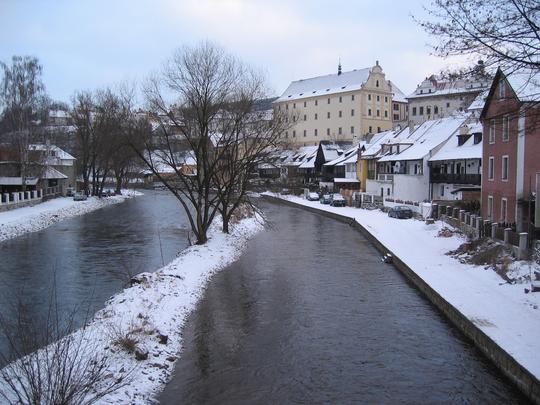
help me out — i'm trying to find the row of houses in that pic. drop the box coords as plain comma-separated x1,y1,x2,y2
263,68,540,235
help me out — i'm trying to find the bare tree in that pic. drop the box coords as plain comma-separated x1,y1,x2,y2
0,56,46,191
71,91,95,195
418,0,540,78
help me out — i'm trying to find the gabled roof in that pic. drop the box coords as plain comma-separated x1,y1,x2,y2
481,68,540,118
276,68,371,103
42,167,68,180
361,128,407,159
324,144,360,167
29,144,75,160
379,115,468,162
429,130,482,162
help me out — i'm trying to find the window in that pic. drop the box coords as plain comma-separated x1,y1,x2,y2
315,113,318,120
489,120,496,143
502,115,509,141
286,104,288,110
315,100,318,106
339,110,342,118
339,96,342,103
412,107,417,116
376,80,379,87
327,112,331,119
427,107,431,115
501,198,508,223
302,130,305,138
338,127,342,135
385,96,388,103
327,98,330,104
314,129,318,136
393,114,399,120
351,109,355,116
293,116,296,122
278,105,281,111
384,110,388,118
351,94,355,101
376,109,380,117
377,95,380,102
393,103,399,111
293,103,296,109
446,102,450,108
434,106,439,115
285,131,288,138
387,188,390,196
440,185,444,197
327,128,330,135
502,155,509,181
499,80,506,99
488,156,494,180
351,126,354,134
487,196,494,220
292,130,296,137
419,106,424,115
303,101,307,107
368,94,371,101
369,126,372,133
377,126,381,132
368,109,372,116
304,114,307,121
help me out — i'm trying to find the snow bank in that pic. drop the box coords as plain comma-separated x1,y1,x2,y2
265,193,540,380
0,215,264,404
0,190,143,243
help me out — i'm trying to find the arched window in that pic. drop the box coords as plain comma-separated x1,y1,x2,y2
376,80,379,87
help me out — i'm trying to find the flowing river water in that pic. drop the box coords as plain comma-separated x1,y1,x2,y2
0,190,190,361
158,200,529,404
0,193,531,403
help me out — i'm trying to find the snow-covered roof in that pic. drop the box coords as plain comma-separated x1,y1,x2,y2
506,72,540,102
276,68,371,103
361,129,405,159
42,167,68,180
467,90,489,111
29,144,75,160
324,145,358,167
49,110,69,118
429,131,482,162
379,115,468,162
407,77,490,100
389,81,407,103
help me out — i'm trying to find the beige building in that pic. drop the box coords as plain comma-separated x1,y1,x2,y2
275,62,404,146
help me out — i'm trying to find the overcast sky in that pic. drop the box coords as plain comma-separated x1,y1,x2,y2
1,0,463,103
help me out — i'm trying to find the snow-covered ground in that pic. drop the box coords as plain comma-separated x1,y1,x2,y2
265,193,540,381
0,214,264,404
0,190,143,242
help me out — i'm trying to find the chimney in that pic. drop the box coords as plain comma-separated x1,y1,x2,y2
338,59,342,76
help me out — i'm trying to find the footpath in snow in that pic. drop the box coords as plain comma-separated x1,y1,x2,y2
0,214,264,404
265,193,540,382
0,190,143,243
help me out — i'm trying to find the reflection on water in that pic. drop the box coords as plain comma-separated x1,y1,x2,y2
159,202,529,404
0,190,190,359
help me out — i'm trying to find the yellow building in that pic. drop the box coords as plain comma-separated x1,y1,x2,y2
274,62,404,147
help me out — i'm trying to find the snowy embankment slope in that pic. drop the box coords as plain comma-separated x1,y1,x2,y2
0,190,142,242
265,193,540,381
0,215,264,404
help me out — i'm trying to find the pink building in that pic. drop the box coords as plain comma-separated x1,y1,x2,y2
480,69,540,232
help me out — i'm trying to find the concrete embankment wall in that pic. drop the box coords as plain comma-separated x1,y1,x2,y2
263,195,540,405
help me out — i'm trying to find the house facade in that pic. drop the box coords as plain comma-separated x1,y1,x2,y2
274,62,404,146
407,71,491,127
480,69,540,232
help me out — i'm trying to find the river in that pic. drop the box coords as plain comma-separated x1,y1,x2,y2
0,190,190,360
158,200,529,404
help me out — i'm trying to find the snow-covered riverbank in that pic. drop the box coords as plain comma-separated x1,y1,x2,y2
0,214,264,404
0,190,143,243
265,193,540,383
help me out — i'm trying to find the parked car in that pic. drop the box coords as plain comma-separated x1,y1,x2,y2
73,192,87,201
307,192,319,201
66,187,75,197
100,189,116,197
388,206,413,219
281,188,290,195
330,193,346,207
320,194,332,204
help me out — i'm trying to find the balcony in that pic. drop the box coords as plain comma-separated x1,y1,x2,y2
377,173,394,182
430,173,481,185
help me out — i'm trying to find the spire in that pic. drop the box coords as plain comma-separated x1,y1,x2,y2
338,58,342,76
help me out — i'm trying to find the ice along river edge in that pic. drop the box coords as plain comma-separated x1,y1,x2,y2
262,194,540,405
